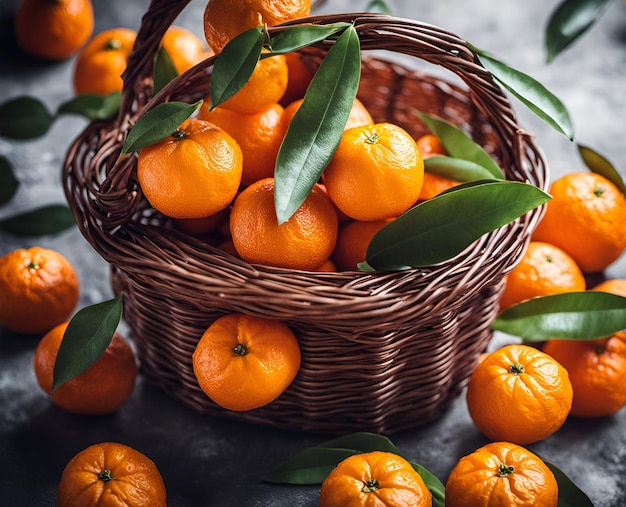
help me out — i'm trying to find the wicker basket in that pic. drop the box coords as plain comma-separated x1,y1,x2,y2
63,0,548,434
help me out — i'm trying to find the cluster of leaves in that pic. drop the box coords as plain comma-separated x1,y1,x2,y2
263,432,594,507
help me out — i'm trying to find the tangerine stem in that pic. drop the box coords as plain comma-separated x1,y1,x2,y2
104,38,122,51
594,185,605,198
509,362,525,374
233,343,247,356
497,464,515,476
27,261,40,270
98,470,114,482
366,133,379,144
362,479,379,493
172,129,188,141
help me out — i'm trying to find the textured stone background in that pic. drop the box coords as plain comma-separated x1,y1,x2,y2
1,0,625,505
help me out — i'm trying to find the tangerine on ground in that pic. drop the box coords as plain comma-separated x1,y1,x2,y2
323,123,424,221
281,97,374,133
162,26,213,75
34,321,137,415
218,54,288,114
192,312,301,411
230,178,338,270
319,451,432,507
498,241,586,311
532,171,626,273
466,344,573,444
73,27,137,96
445,441,558,507
203,0,311,53
543,332,626,418
0,247,79,335
15,0,94,60
331,219,391,271
199,102,288,185
57,441,166,507
136,118,243,219
591,278,626,298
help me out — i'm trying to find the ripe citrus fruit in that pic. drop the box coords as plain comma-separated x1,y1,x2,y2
198,102,288,185
0,247,79,335
591,278,626,298
323,123,424,221
282,97,374,132
162,26,212,75
14,0,94,60
192,312,301,411
416,133,446,158
499,241,586,311
319,451,432,507
532,171,626,273
136,118,243,219
33,321,137,415
203,0,311,53
230,178,338,270
57,442,166,507
281,52,315,106
466,344,573,444
332,219,391,271
219,54,289,114
445,441,558,507
415,133,460,200
73,27,137,96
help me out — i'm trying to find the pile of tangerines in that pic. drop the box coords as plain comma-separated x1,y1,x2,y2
4,0,626,505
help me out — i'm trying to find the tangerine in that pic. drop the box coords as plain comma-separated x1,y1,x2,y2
0,247,79,335
162,26,212,75
136,118,243,219
466,344,573,444
282,96,374,132
281,52,316,106
331,219,391,271
192,312,301,411
591,278,626,298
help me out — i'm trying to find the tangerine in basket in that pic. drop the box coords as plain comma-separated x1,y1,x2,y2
0,247,79,335
203,0,311,53
198,102,288,185
282,96,374,132
33,321,137,415
73,27,137,96
323,123,424,221
57,441,166,507
445,441,558,507
590,277,626,298
498,241,586,311
466,344,573,444
281,52,316,105
14,0,94,61
532,171,626,273
331,219,392,271
136,118,243,219
416,133,446,158
162,26,213,75
319,451,432,507
230,178,338,270
415,133,460,200
192,313,301,411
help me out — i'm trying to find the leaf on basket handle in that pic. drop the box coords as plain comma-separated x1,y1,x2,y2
209,26,264,110
366,0,393,14
268,23,352,54
153,46,179,95
362,180,550,271
417,111,504,179
578,144,626,197
274,24,361,224
0,204,75,236
469,45,574,140
0,96,54,139
492,291,626,341
57,92,121,121
542,459,594,507
120,99,203,155
0,156,19,206
52,295,124,394
545,0,611,63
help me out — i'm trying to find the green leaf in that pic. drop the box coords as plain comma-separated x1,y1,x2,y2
52,295,124,393
154,47,179,94
120,100,203,155
209,26,264,110
274,25,361,224
410,462,445,507
0,96,54,139
318,432,402,454
263,447,358,484
365,180,550,270
269,23,351,54
543,460,594,507
470,46,574,140
492,291,626,341
578,144,626,197
58,92,121,121
418,111,504,179
0,156,19,205
0,204,75,236
366,0,392,14
424,156,500,182
545,0,611,63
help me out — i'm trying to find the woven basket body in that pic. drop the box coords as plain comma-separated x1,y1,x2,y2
64,0,548,434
